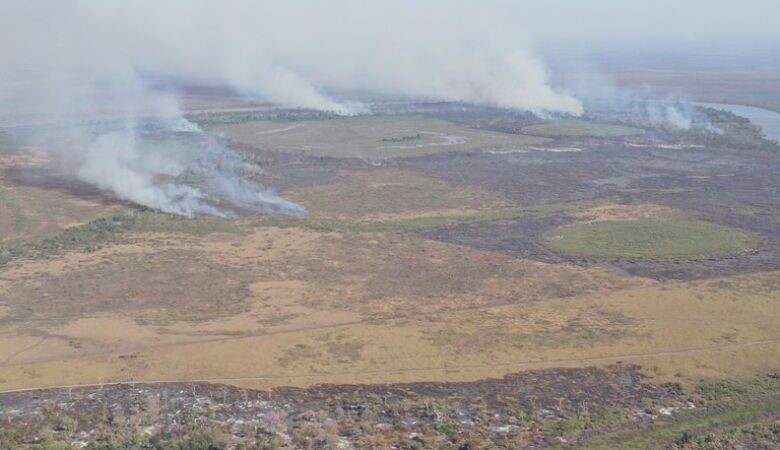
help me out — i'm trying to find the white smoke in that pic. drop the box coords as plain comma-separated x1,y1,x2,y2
0,63,304,217
75,128,208,217
0,0,583,216
663,106,692,130
646,102,693,130
70,119,304,218
0,0,580,117
554,68,721,131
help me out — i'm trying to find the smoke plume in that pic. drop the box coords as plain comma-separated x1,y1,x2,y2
0,0,584,216
0,1,582,116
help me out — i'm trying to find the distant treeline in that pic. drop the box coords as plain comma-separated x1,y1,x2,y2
380,133,423,143
187,109,339,127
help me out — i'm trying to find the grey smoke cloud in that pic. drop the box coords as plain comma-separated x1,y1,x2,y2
0,14,304,218
20,79,304,217
0,0,589,216
0,0,583,116
3,1,742,214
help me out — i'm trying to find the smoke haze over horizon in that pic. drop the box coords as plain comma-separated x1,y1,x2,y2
0,0,590,116
0,0,775,216
3,0,778,116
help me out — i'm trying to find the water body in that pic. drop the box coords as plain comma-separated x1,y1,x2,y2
696,102,780,142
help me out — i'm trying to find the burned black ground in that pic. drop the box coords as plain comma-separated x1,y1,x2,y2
0,365,684,449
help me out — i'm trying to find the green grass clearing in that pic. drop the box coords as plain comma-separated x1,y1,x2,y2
541,219,758,260
522,120,641,138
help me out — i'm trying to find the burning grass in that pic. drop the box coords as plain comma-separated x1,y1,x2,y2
541,219,758,260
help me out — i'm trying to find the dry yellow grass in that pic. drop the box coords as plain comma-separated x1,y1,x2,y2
0,265,778,391
572,202,683,222
286,169,510,221
0,166,777,394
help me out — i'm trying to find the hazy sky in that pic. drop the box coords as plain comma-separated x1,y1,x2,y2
1,0,777,117
497,0,780,41
1,0,774,214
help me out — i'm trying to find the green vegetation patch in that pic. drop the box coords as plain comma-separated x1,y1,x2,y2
521,120,641,138
541,219,758,260
574,374,780,450
545,409,629,436
0,209,239,268
694,376,780,402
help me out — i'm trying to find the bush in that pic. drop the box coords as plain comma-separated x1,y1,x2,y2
697,380,748,401
148,430,228,450
660,381,684,396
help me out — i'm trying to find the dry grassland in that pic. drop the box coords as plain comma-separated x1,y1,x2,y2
0,156,776,394
0,219,778,392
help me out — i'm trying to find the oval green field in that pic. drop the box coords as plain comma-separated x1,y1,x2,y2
541,219,759,259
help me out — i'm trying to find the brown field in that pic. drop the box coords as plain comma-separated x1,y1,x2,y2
285,169,510,220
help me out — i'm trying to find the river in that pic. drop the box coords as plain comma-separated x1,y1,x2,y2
695,102,780,142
